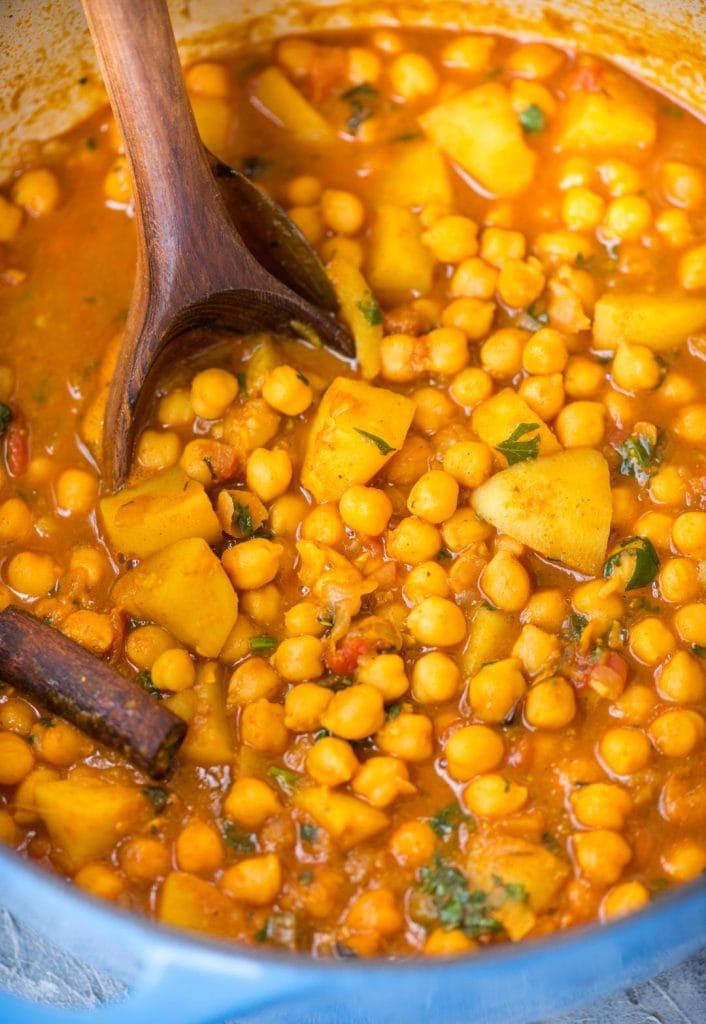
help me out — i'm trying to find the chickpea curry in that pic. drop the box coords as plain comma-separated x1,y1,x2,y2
1,27,706,959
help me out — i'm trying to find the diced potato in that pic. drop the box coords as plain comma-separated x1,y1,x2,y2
472,448,612,575
166,662,233,766
112,537,238,657
294,786,389,850
493,899,537,943
466,833,570,912
157,872,243,936
367,206,435,297
80,332,122,457
252,67,336,142
593,293,706,352
556,93,656,152
191,96,231,157
419,83,538,198
300,377,415,502
374,140,453,208
462,605,520,678
244,336,282,396
326,257,382,379
472,389,560,459
34,779,148,871
99,467,222,559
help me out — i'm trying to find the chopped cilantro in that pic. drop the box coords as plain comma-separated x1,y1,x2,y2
541,832,564,856
491,874,529,903
661,103,683,118
142,786,169,814
241,155,269,180
249,636,278,653
299,823,317,843
391,130,423,143
354,428,396,456
356,294,383,326
495,422,540,465
136,670,163,700
437,548,453,562
296,370,310,385
313,728,332,742
693,645,706,658
202,456,217,481
298,869,315,885
0,403,13,436
268,765,301,791
386,702,402,720
37,717,55,728
254,922,269,942
616,433,657,486
222,820,256,853
566,613,588,640
519,103,545,132
236,371,247,395
428,802,466,840
341,82,379,135
233,501,254,535
418,854,503,938
603,536,660,591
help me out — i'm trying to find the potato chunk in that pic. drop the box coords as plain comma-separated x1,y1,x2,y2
471,449,611,575
368,206,435,297
112,537,238,657
462,606,520,678
327,257,382,380
466,833,570,912
374,140,453,208
34,778,148,871
472,389,560,460
166,662,233,766
301,377,415,502
419,83,538,198
556,93,656,152
593,293,706,352
251,67,335,142
158,872,244,937
99,467,221,559
294,786,389,850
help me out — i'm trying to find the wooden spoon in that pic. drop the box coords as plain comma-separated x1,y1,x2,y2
81,0,353,489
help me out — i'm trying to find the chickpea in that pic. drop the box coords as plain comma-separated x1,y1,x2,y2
441,508,491,551
222,538,283,590
75,863,125,901
655,208,694,247
306,736,359,786
220,853,282,906
288,205,324,245
600,881,650,922
406,596,466,647
262,365,313,416
389,820,437,867
150,648,195,692
412,651,460,704
246,448,293,503
346,887,404,938
175,818,224,874
422,216,478,264
521,589,566,632
480,328,526,380
612,343,661,392
480,551,531,612
636,511,674,551
673,603,706,645
657,651,706,704
573,580,623,629
0,731,34,784
525,677,576,729
519,374,565,422
6,551,60,597
672,510,706,556
158,388,194,427
511,623,560,676
320,684,385,740
450,258,499,300
679,243,706,290
572,829,632,886
273,636,323,682
598,159,643,197
449,367,494,408
612,685,657,725
0,497,33,543
0,698,35,736
126,625,175,671
223,777,282,828
119,837,170,883
564,356,605,399
32,719,91,767
387,517,441,564
463,773,528,818
240,699,290,753
598,727,651,776
481,227,525,267
570,783,632,830
357,654,410,702
441,34,496,71
12,168,61,215
661,160,705,210
628,617,676,666
380,333,420,383
284,682,333,732
284,601,326,638
441,440,492,490
412,387,456,433
376,712,434,761
468,659,527,723
389,53,439,100
269,493,308,535
603,196,651,240
190,368,239,420
521,328,568,376
561,187,605,231
185,61,231,99
441,297,496,340
555,401,604,448
661,839,706,881
649,709,705,758
445,724,505,781
497,258,546,309
339,486,392,536
425,929,478,955
320,189,365,236
352,756,416,807
407,470,459,524
136,429,181,471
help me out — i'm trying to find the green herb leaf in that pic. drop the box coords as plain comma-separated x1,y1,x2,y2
236,371,248,396
519,103,545,133
313,728,332,742
298,868,315,885
566,613,588,640
299,823,317,843
495,422,540,465
142,786,169,814
268,765,301,792
242,155,269,180
202,456,217,481
254,922,269,942
354,428,396,456
341,82,379,135
37,717,55,728
391,130,423,143
356,294,383,326
0,403,13,437
418,854,503,938
491,874,529,903
296,371,310,385
616,433,657,486
386,702,402,720
249,636,278,653
136,670,163,700
233,502,254,535
437,548,453,562
222,820,256,852
692,644,706,658
603,536,660,591
428,802,466,840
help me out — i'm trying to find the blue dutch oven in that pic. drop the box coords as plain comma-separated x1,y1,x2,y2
2,2,706,1021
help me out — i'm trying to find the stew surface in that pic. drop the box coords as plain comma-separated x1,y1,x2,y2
1,28,706,958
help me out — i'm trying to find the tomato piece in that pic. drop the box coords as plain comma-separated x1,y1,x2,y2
5,417,28,477
325,635,372,676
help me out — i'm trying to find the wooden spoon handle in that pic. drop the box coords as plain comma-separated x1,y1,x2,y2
0,607,186,778
80,0,235,294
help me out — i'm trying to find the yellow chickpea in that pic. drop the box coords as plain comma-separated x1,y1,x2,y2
269,493,308,536
175,818,224,874
572,829,632,886
246,448,293,503
389,53,439,100
376,712,434,761
305,736,359,786
441,508,491,551
222,538,283,591
356,654,410,702
649,467,686,508
425,326,470,377
450,257,499,300
158,387,194,427
564,356,605,399
524,677,576,729
611,342,661,392
284,601,326,638
424,929,478,955
346,887,404,938
136,429,181,470
468,659,527,723
441,297,496,340
480,551,531,613
570,783,632,830
273,636,323,682
555,401,604,448
679,243,706,290
240,699,290,753
284,682,333,732
672,510,706,557
649,709,705,757
0,731,34,785
406,596,466,647
0,698,35,736
0,497,32,543
412,387,456,433
507,41,563,78
660,160,705,210
387,517,441,564
657,651,705,704
126,625,175,671
339,486,392,536
220,853,282,906
407,470,459,524
320,189,365,236
560,187,605,231
572,580,623,629
522,328,568,376
151,648,195,692
481,227,526,267
320,684,385,741
223,777,282,828
597,159,643,197
521,589,566,632
449,368,494,409
673,603,706,645
412,651,460,704
12,168,61,215
286,175,322,207
628,618,676,666
511,623,560,676
190,368,239,420
613,685,657,725
301,503,345,546
598,727,651,776
519,374,565,422
636,511,675,551
241,585,283,627
186,61,231,98
389,820,437,868
352,756,416,807
54,468,98,515
661,839,706,881
31,718,91,767
655,208,694,247
603,196,651,240
119,837,170,883
441,33,496,71
288,205,323,245
441,440,492,489
463,774,528,818
480,328,526,379
75,863,125,902
6,551,60,597
445,724,505,781
422,216,479,264
262,365,313,416
600,881,650,922
497,258,546,309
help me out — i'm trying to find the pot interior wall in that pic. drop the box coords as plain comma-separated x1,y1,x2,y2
2,0,706,181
